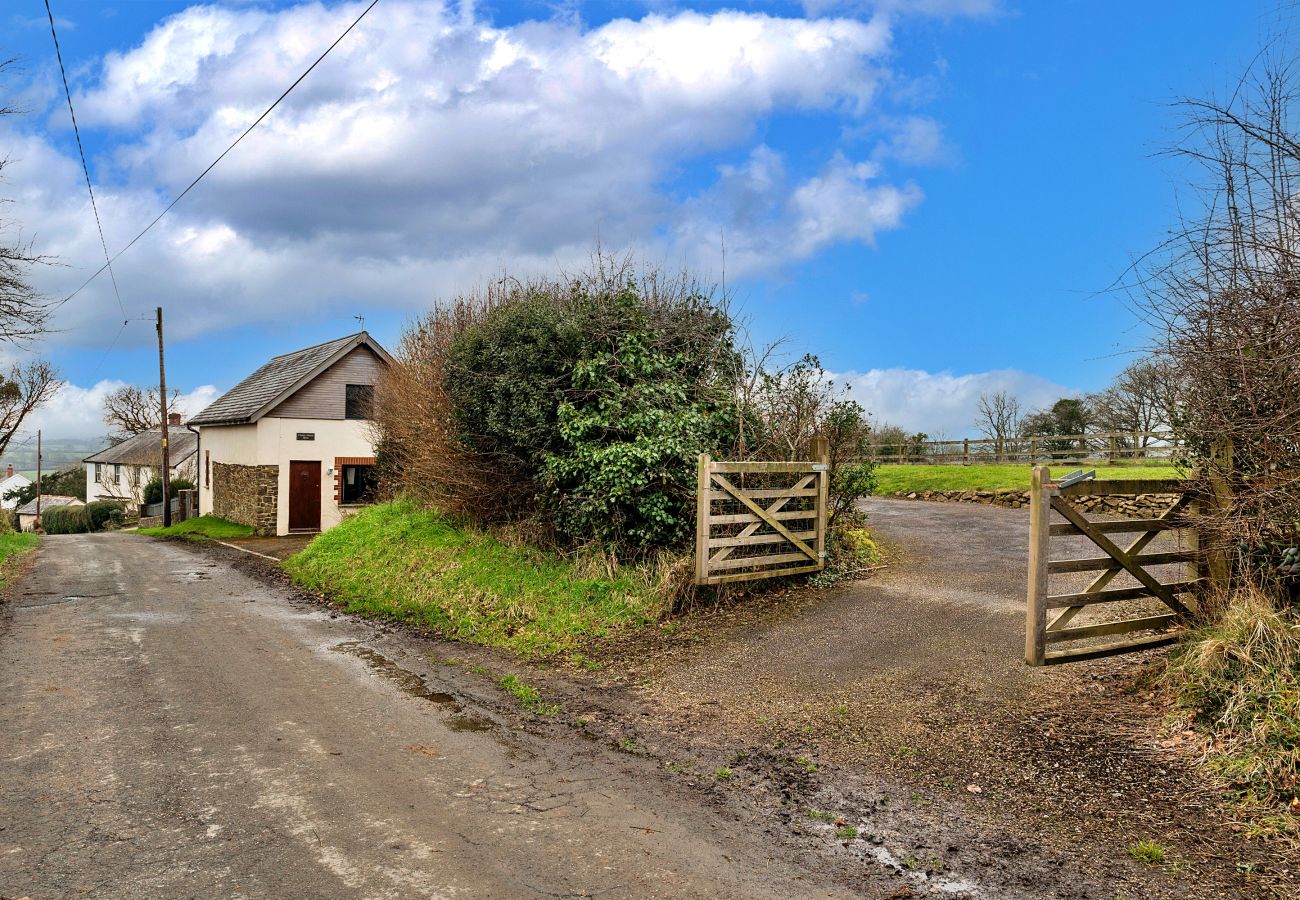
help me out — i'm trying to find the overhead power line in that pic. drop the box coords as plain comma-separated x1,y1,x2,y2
56,0,383,308
44,0,126,318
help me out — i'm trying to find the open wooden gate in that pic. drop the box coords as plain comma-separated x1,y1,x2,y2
694,446,829,586
1026,466,1202,665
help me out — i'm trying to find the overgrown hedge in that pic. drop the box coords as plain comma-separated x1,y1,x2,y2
42,505,91,534
42,500,125,534
376,258,877,561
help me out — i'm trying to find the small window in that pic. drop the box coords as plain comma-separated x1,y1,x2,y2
113,464,122,483
94,463,103,483
345,384,374,420
340,464,376,505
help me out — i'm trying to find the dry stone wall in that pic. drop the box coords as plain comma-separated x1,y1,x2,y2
889,489,1178,518
212,463,279,535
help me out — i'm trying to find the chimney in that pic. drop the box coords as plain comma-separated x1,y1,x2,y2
168,413,182,427
4,464,11,478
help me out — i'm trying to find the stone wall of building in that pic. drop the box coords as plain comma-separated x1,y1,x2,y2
212,463,279,535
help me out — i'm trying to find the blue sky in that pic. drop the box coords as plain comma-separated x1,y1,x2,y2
0,0,1278,440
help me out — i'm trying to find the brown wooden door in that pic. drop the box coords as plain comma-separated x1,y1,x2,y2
288,461,321,532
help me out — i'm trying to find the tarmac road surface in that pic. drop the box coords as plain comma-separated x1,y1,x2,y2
0,533,849,899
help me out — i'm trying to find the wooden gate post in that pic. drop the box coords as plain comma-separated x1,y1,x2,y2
1206,437,1234,593
695,453,711,585
1026,465,1052,666
812,436,830,564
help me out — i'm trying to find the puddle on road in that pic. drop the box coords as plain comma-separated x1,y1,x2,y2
332,642,493,733
16,593,119,610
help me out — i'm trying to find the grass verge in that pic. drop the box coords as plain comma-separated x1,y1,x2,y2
282,501,667,657
1166,586,1300,840
138,516,254,540
875,464,1181,494
0,532,39,590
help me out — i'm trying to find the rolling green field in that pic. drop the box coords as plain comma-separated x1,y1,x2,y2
875,464,1182,494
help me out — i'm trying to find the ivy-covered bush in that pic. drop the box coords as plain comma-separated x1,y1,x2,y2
441,281,738,556
537,294,738,550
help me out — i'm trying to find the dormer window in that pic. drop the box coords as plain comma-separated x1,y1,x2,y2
345,384,374,420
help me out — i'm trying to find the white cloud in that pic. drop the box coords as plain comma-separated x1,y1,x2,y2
835,367,1078,438
2,1,941,344
23,380,220,442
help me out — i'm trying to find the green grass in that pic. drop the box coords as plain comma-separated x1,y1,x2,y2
138,515,254,540
499,673,560,715
1127,840,1167,865
835,825,859,840
875,464,1181,495
282,501,665,657
0,532,39,588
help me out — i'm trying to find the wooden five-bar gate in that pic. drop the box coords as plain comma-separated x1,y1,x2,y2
694,441,829,585
1026,466,1202,665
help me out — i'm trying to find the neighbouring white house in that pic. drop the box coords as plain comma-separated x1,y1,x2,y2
16,495,83,533
0,465,32,509
188,332,391,536
84,417,199,512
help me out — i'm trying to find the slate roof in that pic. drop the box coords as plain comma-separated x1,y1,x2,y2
16,495,82,516
188,332,391,427
84,428,199,467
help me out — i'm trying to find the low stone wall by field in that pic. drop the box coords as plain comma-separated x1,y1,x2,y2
212,463,279,535
889,489,1179,518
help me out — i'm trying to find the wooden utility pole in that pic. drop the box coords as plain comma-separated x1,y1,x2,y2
157,307,172,527
35,429,42,531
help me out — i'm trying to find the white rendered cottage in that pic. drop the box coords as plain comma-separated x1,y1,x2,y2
188,332,392,536
84,418,199,511
0,465,32,509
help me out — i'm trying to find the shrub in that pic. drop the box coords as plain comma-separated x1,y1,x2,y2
535,291,738,552
379,259,740,558
42,505,90,534
143,477,196,505
85,500,126,531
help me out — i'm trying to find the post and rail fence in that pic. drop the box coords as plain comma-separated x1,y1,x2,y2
694,437,830,586
863,430,1184,467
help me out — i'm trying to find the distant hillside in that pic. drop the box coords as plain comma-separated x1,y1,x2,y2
1,437,105,479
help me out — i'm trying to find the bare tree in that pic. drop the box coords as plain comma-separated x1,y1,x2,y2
0,60,52,345
103,385,184,444
974,390,1020,461
0,59,59,460
1087,358,1179,448
1128,50,1300,611
0,361,59,457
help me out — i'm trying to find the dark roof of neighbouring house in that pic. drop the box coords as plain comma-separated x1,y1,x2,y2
84,428,199,467
16,495,82,516
187,332,393,427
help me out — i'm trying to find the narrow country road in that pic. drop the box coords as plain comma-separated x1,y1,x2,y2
0,534,848,899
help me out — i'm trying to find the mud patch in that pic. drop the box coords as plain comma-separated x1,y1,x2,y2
333,641,494,734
